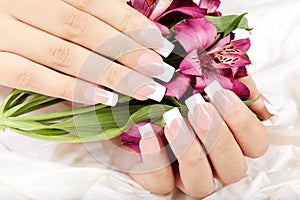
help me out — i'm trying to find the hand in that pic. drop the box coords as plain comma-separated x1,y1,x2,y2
102,77,272,198
0,0,175,106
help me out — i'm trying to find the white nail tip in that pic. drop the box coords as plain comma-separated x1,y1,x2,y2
163,107,182,128
185,93,206,112
263,98,280,125
204,80,224,100
106,92,119,107
154,38,175,58
154,62,175,82
138,123,156,139
84,87,119,107
147,83,166,102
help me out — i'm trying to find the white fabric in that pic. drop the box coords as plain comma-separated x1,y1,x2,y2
1,0,300,199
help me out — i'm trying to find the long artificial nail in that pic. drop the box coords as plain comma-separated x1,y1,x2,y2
262,95,280,125
154,37,175,58
204,81,238,117
135,83,166,102
84,87,118,106
163,107,183,129
185,93,206,115
163,107,195,157
138,29,174,58
138,123,160,155
138,54,175,82
204,80,224,101
185,93,214,132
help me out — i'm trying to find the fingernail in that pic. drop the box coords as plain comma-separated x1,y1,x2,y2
163,108,195,156
262,95,280,125
134,83,166,102
154,37,175,58
185,94,212,131
138,123,160,155
138,54,175,82
163,107,183,130
185,93,206,115
84,87,119,106
138,29,174,57
204,81,238,117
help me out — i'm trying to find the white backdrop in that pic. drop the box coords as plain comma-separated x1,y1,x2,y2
1,0,300,199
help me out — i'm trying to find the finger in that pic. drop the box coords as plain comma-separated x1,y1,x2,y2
185,94,247,184
205,81,270,158
239,76,279,124
0,52,118,106
62,0,174,56
101,124,174,195
6,0,175,82
1,19,166,102
163,108,215,199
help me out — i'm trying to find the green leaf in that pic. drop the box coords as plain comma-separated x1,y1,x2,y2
205,13,252,35
244,94,262,106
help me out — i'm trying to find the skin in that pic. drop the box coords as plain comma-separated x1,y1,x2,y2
0,0,271,198
0,0,168,104
103,77,271,198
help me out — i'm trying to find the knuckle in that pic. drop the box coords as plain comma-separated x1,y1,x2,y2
59,81,74,100
118,10,136,32
18,72,35,89
100,66,123,88
226,108,249,131
72,0,94,10
49,43,74,69
62,11,88,39
114,37,130,58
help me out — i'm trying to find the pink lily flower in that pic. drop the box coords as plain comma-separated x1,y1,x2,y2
120,122,167,153
167,18,251,100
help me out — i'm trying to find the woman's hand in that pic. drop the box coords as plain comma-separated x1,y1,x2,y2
0,0,175,106
102,77,272,198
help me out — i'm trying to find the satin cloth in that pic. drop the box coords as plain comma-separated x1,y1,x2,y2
1,0,300,199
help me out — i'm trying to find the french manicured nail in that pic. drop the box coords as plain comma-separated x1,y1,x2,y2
139,123,160,155
138,29,174,57
84,87,118,106
163,107,183,130
185,93,206,114
154,37,175,58
163,108,195,157
262,95,280,125
135,83,166,102
185,94,212,131
204,81,238,117
138,54,175,82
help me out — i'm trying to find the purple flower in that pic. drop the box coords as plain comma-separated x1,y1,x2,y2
166,18,251,100
120,122,167,153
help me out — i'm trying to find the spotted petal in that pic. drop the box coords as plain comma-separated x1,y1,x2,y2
215,53,251,68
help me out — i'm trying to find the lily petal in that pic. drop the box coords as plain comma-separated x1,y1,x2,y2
215,53,251,68
180,49,203,76
153,21,171,35
157,6,206,21
165,73,193,99
120,122,166,153
230,38,251,55
150,0,173,20
199,0,221,14
128,0,159,17
175,18,218,53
